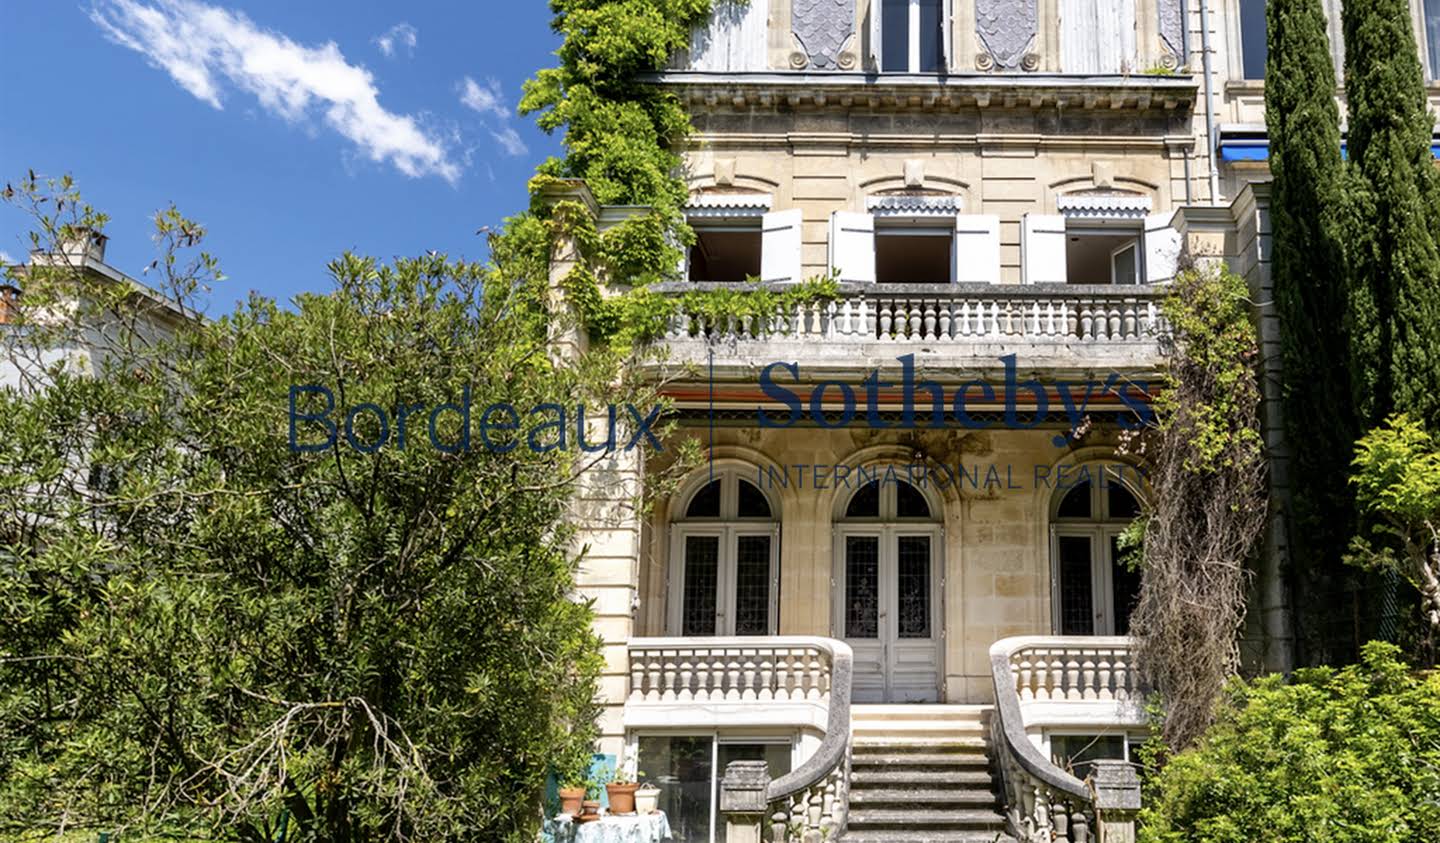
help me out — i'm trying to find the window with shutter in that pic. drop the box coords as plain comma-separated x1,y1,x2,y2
829,211,877,283
1142,212,1182,283
760,209,803,283
953,214,1000,283
1021,214,1068,284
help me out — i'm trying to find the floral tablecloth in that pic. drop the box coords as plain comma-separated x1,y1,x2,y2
551,811,673,843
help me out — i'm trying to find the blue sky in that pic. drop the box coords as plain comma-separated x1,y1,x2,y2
0,1,565,313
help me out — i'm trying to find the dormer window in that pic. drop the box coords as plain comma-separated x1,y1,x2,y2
877,0,948,72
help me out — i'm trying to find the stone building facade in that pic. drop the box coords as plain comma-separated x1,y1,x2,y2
554,1,1440,840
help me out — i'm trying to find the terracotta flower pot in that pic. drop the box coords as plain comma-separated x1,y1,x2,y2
578,800,602,823
635,785,661,815
558,786,585,816
606,782,640,814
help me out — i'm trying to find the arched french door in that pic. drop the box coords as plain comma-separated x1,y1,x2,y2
1050,470,1144,636
833,476,942,703
669,470,780,636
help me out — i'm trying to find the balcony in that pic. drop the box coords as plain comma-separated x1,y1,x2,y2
652,282,1170,380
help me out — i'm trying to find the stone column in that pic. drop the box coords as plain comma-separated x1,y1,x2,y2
720,760,771,843
1089,760,1141,843
536,179,640,760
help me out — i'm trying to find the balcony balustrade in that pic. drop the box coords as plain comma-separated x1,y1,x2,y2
650,282,1170,375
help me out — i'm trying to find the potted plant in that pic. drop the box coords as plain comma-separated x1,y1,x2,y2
557,777,586,817
635,773,661,815
606,765,640,815
577,774,604,823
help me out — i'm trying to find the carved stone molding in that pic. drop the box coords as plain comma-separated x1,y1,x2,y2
792,0,855,70
1157,0,1186,67
976,0,1038,70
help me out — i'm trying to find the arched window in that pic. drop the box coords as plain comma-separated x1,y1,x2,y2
670,470,778,637
1051,468,1144,636
833,475,942,702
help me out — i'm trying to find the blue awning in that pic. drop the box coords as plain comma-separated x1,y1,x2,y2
1219,136,1440,162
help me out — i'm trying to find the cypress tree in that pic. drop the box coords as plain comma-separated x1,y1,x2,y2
1265,0,1357,661
1343,0,1440,429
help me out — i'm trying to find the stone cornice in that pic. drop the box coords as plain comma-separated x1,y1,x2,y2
646,71,1198,114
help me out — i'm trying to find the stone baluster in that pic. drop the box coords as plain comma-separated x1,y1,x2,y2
838,300,853,336
741,653,758,701
907,299,921,338
1051,652,1066,701
1082,653,1097,701
859,297,873,337
1122,298,1137,339
677,651,694,702
1080,302,1094,340
727,651,742,701
1065,656,1082,701
757,650,775,701
1113,655,1129,703
878,298,893,338
1108,302,1122,340
630,651,646,702
775,650,792,701
1097,652,1113,701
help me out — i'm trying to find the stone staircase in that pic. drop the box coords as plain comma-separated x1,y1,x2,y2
841,705,1016,843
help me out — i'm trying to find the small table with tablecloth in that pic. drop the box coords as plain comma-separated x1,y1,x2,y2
550,811,673,843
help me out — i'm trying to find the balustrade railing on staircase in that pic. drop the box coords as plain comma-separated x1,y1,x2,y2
628,637,853,842
989,636,1144,843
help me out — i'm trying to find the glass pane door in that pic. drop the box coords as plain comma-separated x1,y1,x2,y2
844,535,881,638
1057,534,1096,635
732,534,772,636
682,535,720,636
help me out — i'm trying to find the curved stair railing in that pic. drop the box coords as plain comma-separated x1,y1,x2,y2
989,636,1144,843
677,637,850,842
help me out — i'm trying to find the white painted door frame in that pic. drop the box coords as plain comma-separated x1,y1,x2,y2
832,525,944,702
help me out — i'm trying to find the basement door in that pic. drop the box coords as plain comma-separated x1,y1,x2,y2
834,527,942,703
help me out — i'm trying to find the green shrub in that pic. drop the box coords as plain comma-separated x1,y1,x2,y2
1139,641,1440,843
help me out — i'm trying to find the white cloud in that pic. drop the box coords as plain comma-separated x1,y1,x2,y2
459,76,509,119
90,0,460,182
489,126,528,157
373,22,416,59
458,76,528,157
0,251,14,266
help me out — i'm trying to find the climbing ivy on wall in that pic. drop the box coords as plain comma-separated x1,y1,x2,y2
497,0,838,350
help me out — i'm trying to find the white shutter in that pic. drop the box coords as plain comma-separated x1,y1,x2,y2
1021,214,1067,284
943,0,955,72
953,214,1000,283
1143,211,1182,283
689,0,768,71
868,0,882,70
829,211,876,283
761,209,804,283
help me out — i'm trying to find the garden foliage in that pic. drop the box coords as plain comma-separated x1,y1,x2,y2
1138,642,1440,843
0,174,664,842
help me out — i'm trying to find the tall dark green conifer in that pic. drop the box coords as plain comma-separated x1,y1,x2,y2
1265,0,1357,661
1343,0,1440,429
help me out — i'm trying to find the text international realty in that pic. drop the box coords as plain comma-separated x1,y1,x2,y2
754,461,1145,492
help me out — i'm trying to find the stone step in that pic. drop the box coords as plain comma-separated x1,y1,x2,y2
841,833,1016,843
850,751,993,769
847,807,1009,830
854,716,987,728
852,737,990,755
848,768,997,787
853,735,991,749
850,704,993,722
850,788,1001,807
